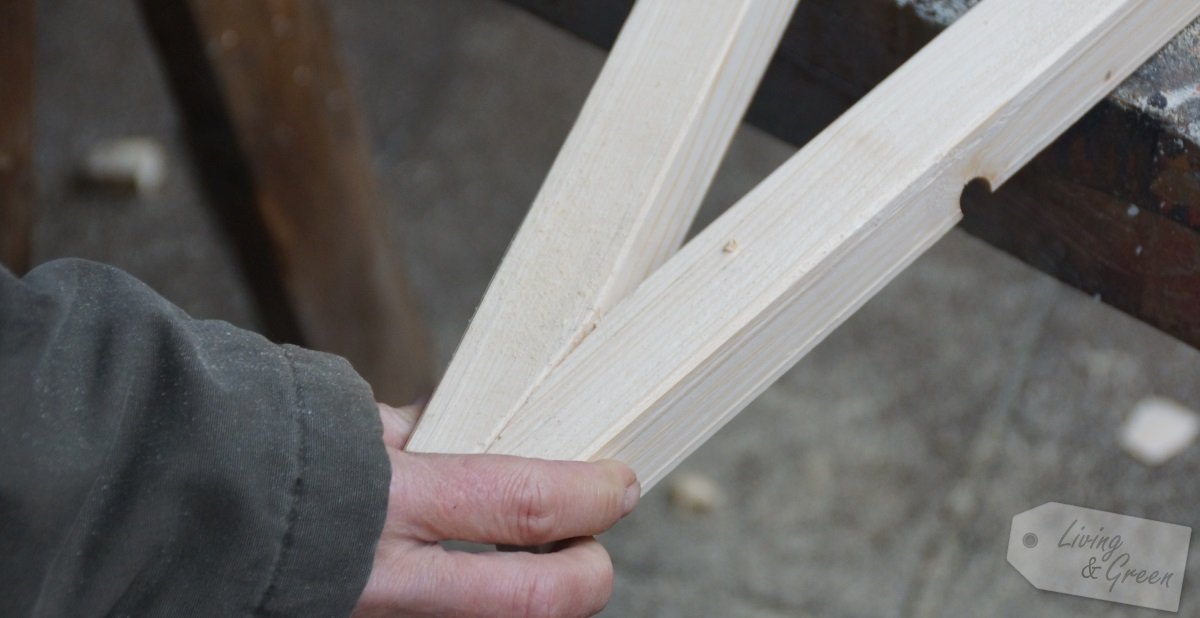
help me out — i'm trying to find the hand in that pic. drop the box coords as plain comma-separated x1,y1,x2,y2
353,403,640,617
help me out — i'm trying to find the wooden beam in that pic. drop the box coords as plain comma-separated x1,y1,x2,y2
407,0,799,453
504,0,1200,351
484,0,1200,488
961,101,1200,346
0,0,35,275
138,0,433,403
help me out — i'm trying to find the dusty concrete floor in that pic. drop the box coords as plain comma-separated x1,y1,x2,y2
33,1,1200,616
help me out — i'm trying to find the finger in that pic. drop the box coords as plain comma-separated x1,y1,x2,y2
391,454,639,545
378,402,422,449
379,537,614,618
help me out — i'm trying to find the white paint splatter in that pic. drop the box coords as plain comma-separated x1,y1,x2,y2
894,0,981,25
1188,121,1200,144
1159,85,1200,113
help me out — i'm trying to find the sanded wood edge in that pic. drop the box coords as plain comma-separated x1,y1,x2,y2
409,0,799,454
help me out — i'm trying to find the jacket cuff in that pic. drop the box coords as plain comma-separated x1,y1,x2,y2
257,345,391,617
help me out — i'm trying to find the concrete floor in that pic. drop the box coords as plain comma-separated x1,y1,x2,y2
33,1,1200,616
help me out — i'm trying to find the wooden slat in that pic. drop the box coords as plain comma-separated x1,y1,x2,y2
408,0,799,454
0,0,35,275
138,0,433,403
505,0,1200,351
485,0,1200,488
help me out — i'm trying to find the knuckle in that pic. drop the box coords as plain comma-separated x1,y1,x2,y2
506,466,557,542
509,544,614,618
513,572,563,618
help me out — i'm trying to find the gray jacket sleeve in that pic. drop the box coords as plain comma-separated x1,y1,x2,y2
0,258,390,617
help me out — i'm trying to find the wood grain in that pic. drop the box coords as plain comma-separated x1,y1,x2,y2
408,0,799,454
485,0,1200,489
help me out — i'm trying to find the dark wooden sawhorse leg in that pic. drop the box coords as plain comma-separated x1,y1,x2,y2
0,0,34,275
138,0,433,403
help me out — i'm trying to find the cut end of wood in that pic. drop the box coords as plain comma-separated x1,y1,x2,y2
1118,396,1200,466
668,472,723,514
79,137,168,196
